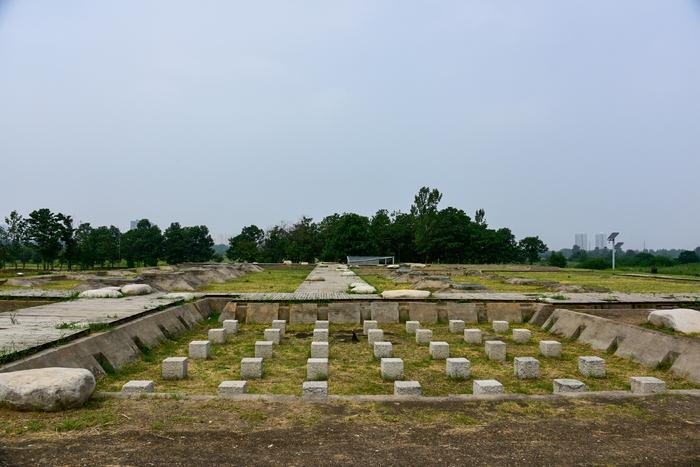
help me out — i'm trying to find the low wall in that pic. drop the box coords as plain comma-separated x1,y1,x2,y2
0,299,216,376
219,300,549,324
543,308,700,384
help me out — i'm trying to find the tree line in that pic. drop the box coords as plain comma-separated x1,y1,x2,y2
0,210,215,270
226,187,549,264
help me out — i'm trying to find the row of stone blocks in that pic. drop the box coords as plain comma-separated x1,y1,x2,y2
122,376,669,397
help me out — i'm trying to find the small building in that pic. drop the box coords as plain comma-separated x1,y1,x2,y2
346,255,395,266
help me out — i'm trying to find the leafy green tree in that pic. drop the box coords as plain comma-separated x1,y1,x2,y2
369,210,393,255
75,223,95,268
548,251,567,268
163,222,187,264
184,225,214,262
26,208,62,269
411,186,442,262
4,211,27,268
227,225,263,262
56,213,77,270
0,224,8,268
389,211,417,262
286,217,319,262
518,236,548,264
430,207,472,263
678,250,700,264
121,219,163,267
320,213,371,261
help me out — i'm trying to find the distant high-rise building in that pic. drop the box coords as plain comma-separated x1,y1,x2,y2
129,220,139,230
574,233,588,251
594,233,606,250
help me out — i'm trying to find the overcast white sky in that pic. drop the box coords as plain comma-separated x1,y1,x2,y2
1,1,698,250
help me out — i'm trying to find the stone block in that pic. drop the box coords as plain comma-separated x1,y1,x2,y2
514,357,540,379
255,341,273,359
240,357,263,379
315,320,329,329
394,381,421,396
222,319,238,335
370,302,400,323
220,302,237,321
208,328,227,344
264,328,282,345
578,356,606,377
271,319,286,335
445,302,478,323
630,376,666,394
289,303,318,324
429,341,449,360
415,329,432,345
162,357,188,380
446,357,470,379
327,303,361,323
381,358,404,381
512,328,531,344
405,321,420,334
373,341,393,359
367,328,384,346
310,341,329,358
464,329,482,344
246,303,279,324
472,379,504,395
485,340,506,361
539,340,562,358
307,358,329,381
188,340,211,359
448,320,465,334
302,381,328,399
363,320,379,334
218,380,247,396
408,302,438,323
553,379,587,393
313,328,329,342
492,320,509,333
122,380,154,394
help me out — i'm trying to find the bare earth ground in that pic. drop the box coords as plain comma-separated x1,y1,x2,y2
1,395,698,466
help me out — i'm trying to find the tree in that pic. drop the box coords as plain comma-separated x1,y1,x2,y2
75,223,95,268
227,225,263,262
285,217,320,262
369,210,392,255
26,208,62,269
56,213,77,270
389,211,417,262
678,250,700,264
184,225,214,262
4,211,27,268
411,186,443,262
121,219,163,267
429,207,472,263
320,213,371,261
518,236,548,264
548,251,567,268
0,224,8,268
163,222,187,264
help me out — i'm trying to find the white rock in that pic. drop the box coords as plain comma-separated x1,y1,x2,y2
78,288,123,298
283,260,293,265
381,290,431,299
120,284,153,296
648,309,700,334
350,285,377,294
0,368,95,411
386,264,400,269
341,271,356,277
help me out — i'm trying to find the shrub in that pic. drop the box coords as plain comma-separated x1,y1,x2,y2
548,252,567,268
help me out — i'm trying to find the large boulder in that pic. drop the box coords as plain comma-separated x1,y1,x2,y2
0,368,95,411
120,284,153,296
78,288,123,298
381,289,431,299
648,309,700,334
350,284,377,294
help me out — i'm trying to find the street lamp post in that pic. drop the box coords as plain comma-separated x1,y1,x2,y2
607,232,621,270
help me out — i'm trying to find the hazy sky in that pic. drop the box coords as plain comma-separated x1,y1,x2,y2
1,1,699,250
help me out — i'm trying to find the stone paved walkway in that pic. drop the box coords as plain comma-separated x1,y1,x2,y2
294,263,374,294
0,294,179,359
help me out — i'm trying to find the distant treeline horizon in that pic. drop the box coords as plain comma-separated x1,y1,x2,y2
2,186,698,270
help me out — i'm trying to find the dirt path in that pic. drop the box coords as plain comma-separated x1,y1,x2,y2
1,395,698,466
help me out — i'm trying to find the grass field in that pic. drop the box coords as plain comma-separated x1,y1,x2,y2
96,314,696,396
358,274,414,293
0,279,83,292
197,267,312,293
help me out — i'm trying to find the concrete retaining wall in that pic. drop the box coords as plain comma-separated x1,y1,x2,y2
218,300,544,324
0,299,215,376
544,308,700,384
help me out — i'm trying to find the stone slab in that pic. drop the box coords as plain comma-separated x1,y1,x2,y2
245,303,279,324
370,302,400,323
394,380,421,396
408,303,438,323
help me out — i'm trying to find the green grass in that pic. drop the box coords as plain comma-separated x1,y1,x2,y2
358,274,414,293
197,267,312,293
96,316,697,396
0,279,83,291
